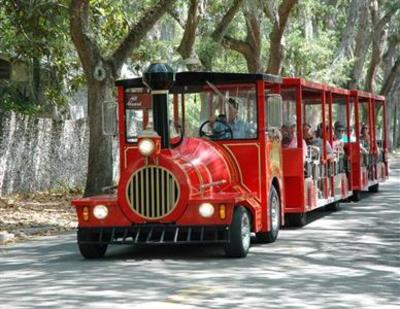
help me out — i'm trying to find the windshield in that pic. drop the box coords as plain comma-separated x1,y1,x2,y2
124,83,258,143
182,83,258,140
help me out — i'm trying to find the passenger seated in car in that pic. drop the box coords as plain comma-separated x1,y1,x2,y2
333,122,345,154
315,123,334,160
360,123,370,151
304,123,334,160
282,119,307,160
303,122,314,145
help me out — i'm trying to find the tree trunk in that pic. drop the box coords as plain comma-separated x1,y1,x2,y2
364,2,398,92
348,2,370,90
394,102,398,149
382,34,399,81
391,92,400,149
333,0,361,61
221,35,253,72
244,54,261,73
390,84,400,150
176,0,203,71
380,58,400,96
364,29,387,93
211,0,244,43
243,8,261,72
198,0,244,70
84,77,114,196
70,0,176,196
380,30,400,150
221,6,261,73
396,99,400,148
265,0,298,75
332,0,361,122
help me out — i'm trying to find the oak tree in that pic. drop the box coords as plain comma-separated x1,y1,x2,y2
69,0,176,196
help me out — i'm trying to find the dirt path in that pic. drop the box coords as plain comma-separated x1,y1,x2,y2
0,192,77,243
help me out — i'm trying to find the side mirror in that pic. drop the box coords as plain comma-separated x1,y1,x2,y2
266,94,283,139
102,99,117,136
267,94,283,128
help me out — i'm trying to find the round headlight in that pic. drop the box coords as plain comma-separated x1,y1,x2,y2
199,203,215,218
93,205,108,220
139,138,155,156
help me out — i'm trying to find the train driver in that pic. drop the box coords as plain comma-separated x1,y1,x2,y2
212,99,256,139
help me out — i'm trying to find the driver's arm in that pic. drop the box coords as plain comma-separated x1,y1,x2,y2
211,120,224,137
208,115,217,124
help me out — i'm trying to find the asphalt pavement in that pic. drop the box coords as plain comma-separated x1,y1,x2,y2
1,157,399,308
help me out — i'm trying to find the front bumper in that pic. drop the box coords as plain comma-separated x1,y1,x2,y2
78,224,230,245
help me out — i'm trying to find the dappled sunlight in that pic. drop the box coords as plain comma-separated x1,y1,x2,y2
1,161,399,308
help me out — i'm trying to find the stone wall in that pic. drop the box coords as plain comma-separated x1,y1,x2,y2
0,112,89,196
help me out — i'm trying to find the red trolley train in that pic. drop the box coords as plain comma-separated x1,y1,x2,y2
72,64,389,258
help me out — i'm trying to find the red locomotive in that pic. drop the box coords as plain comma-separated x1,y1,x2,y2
72,64,389,258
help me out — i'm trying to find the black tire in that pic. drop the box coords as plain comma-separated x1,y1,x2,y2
256,186,280,243
368,183,379,193
352,190,361,202
288,212,307,227
77,229,108,259
224,206,251,258
325,202,340,212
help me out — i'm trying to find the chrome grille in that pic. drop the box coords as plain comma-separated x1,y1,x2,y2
126,166,179,219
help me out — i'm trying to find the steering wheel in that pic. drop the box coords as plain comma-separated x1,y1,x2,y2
199,119,233,140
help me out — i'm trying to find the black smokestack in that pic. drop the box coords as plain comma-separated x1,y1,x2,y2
142,63,175,148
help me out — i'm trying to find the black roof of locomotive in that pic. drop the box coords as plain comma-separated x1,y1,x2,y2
115,71,282,89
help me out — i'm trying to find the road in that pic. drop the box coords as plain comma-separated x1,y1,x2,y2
1,157,399,309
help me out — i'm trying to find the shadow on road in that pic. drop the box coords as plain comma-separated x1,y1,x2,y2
1,155,399,308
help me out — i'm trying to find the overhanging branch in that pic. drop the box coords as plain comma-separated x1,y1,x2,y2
69,0,101,75
211,0,244,43
221,35,251,55
381,57,400,96
111,0,177,72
